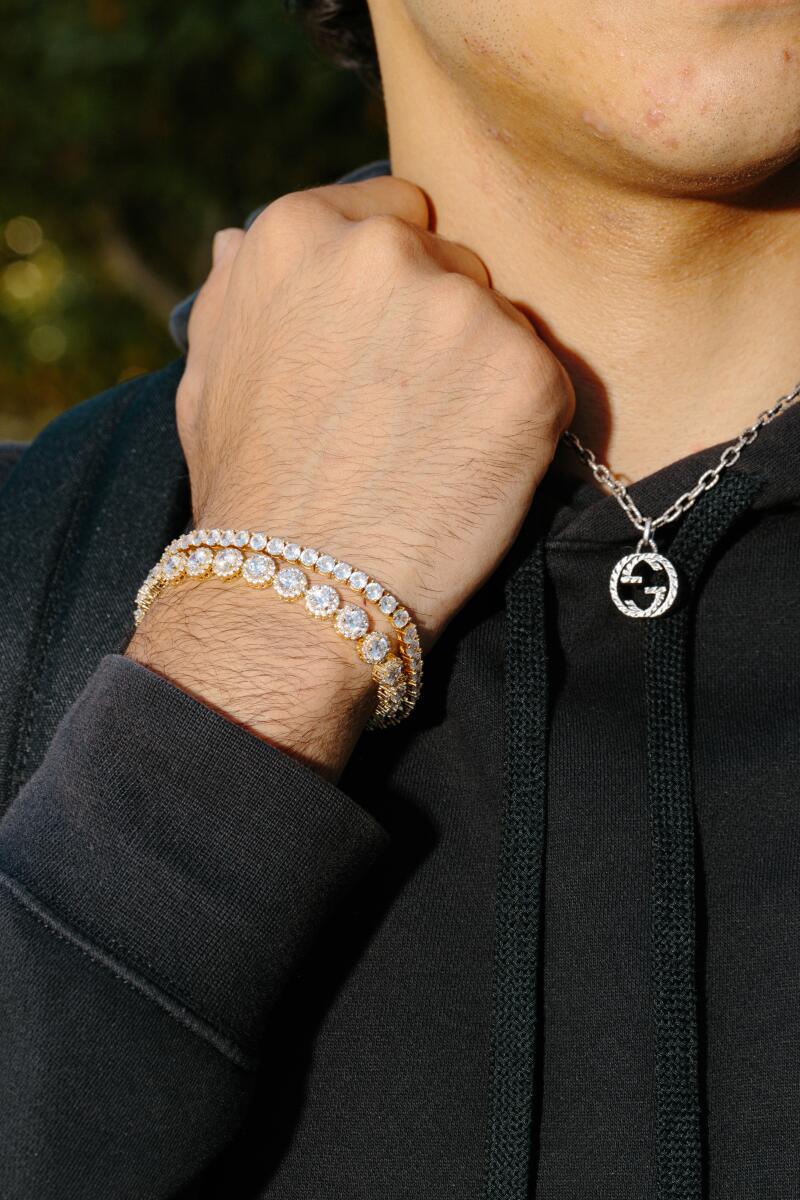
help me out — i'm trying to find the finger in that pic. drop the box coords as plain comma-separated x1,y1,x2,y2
307,175,431,229
419,231,491,288
187,227,244,367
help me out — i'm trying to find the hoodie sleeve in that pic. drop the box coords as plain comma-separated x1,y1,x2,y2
0,654,387,1199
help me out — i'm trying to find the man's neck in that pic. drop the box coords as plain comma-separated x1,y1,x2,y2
375,11,800,483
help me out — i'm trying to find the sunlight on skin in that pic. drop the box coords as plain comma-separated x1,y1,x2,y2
369,0,800,482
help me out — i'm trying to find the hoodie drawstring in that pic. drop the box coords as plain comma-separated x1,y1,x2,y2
645,470,763,1200
485,531,549,1200
487,470,763,1200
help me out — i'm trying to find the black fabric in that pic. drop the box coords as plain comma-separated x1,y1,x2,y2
643,473,764,1199
485,530,549,1198
0,180,798,1197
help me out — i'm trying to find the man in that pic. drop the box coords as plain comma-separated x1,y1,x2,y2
1,2,799,1197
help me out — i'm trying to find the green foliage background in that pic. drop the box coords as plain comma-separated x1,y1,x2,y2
0,0,386,440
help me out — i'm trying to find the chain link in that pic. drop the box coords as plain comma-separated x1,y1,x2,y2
562,379,800,536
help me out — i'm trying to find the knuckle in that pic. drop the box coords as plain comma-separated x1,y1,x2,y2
352,214,423,265
248,191,329,246
432,272,486,319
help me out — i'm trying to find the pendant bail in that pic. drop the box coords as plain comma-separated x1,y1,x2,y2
636,517,657,555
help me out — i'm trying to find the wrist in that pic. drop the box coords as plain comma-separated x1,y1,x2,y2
126,579,377,783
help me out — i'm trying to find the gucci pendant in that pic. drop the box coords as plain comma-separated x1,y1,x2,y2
609,522,678,619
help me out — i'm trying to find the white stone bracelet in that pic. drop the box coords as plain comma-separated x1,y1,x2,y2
134,527,423,729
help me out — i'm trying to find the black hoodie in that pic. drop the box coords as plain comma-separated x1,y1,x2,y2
0,161,798,1200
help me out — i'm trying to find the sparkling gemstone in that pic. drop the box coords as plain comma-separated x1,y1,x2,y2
189,531,201,546
274,566,308,599
178,534,190,550
146,564,163,584
333,561,352,581
250,532,267,550
242,554,276,587
379,594,397,615
403,624,419,643
364,581,383,602
360,631,390,664
218,529,234,546
196,529,209,544
267,537,286,556
305,584,340,618
212,547,243,578
283,542,302,561
208,529,222,545
162,552,187,581
349,570,368,592
375,657,404,685
300,547,319,567
316,554,336,575
234,529,250,547
335,604,369,640
392,608,410,628
187,547,213,576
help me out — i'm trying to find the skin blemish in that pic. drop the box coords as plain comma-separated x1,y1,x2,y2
580,109,614,140
463,34,491,56
699,100,711,115
679,64,696,86
487,125,513,144
664,136,680,149
645,107,667,127
783,48,794,63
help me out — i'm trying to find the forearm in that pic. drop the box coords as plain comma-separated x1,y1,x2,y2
126,579,377,783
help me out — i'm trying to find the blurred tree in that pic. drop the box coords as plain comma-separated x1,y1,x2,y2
0,0,386,439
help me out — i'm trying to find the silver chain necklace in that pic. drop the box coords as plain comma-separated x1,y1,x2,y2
562,379,800,619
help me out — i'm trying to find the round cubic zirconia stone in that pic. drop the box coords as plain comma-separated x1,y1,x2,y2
375,656,404,686
333,562,352,581
209,529,222,545
378,594,397,615
162,552,187,582
392,608,410,629
364,582,383,602
221,529,235,546
242,554,276,587
300,547,319,567
234,529,250,547
189,530,201,546
187,547,213,576
212,548,243,578
274,566,308,599
178,534,190,550
360,631,390,664
250,532,267,551
335,604,369,640
349,571,368,592
196,529,209,544
283,542,302,561
305,584,340,619
316,554,335,575
267,537,285,556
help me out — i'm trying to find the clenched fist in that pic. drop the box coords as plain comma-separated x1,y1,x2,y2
130,176,574,778
177,175,574,644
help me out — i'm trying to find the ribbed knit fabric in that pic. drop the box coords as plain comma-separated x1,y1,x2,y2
484,533,549,1199
644,471,764,1200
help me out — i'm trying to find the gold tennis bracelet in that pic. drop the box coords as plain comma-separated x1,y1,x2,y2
134,528,423,730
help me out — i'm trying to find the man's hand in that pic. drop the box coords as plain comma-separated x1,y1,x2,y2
176,175,574,644
128,177,573,780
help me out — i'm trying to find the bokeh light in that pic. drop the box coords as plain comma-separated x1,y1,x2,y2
5,216,43,256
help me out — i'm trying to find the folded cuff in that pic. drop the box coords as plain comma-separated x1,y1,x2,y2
0,655,387,1053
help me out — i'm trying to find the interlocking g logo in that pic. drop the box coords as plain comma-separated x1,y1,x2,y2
609,552,679,619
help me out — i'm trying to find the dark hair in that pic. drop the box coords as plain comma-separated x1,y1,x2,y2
287,0,379,79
